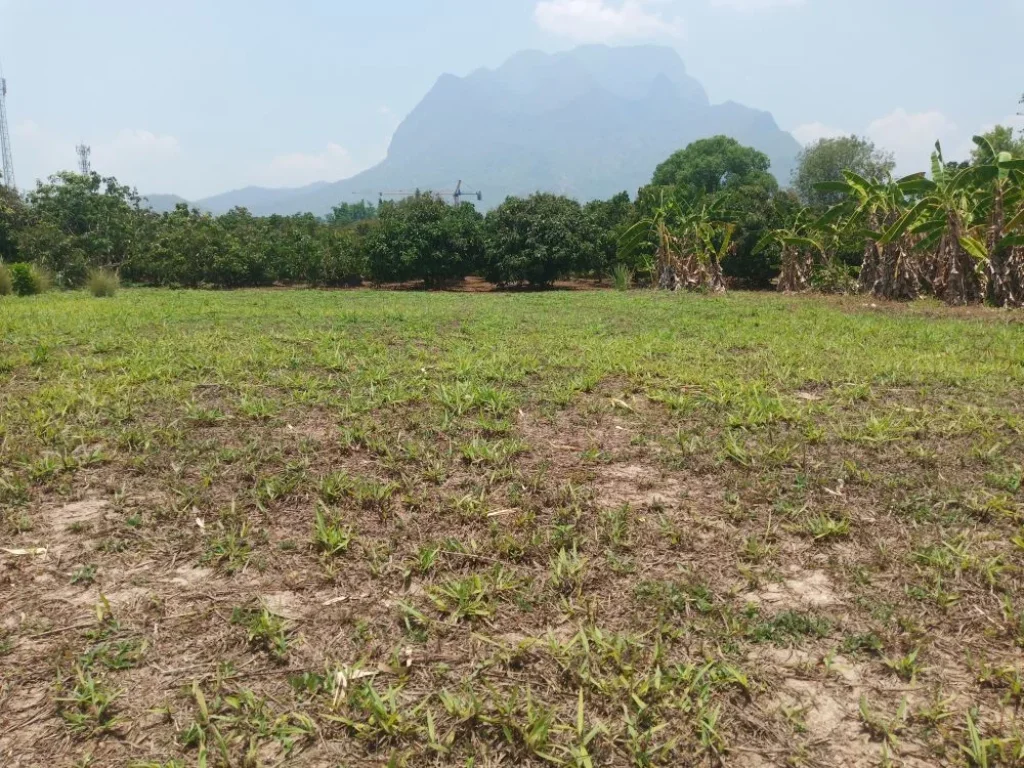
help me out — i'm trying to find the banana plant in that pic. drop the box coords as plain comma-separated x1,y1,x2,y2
967,135,1024,306
878,143,991,305
815,171,923,299
754,208,823,292
620,193,734,292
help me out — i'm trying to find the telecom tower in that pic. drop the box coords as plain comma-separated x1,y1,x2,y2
76,143,92,175
0,71,15,191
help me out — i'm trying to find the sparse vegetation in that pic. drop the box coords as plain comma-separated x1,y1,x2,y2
8,261,48,295
2,284,1024,766
0,262,12,295
86,268,119,297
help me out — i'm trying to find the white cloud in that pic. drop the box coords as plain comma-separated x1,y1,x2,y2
90,129,182,191
791,122,847,146
865,109,958,175
711,0,804,10
92,129,181,177
789,108,1024,177
534,0,684,42
257,142,361,188
10,121,187,193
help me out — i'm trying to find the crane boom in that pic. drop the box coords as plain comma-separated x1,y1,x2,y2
376,180,482,205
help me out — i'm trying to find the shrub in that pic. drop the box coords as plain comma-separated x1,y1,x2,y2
483,194,599,287
87,268,120,297
366,194,483,286
8,263,48,296
810,259,858,294
612,264,633,291
0,264,11,296
311,228,367,287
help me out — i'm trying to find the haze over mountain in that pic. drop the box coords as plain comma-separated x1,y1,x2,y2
146,45,801,216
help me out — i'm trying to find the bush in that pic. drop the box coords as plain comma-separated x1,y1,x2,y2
87,268,120,297
8,263,48,296
0,264,11,296
612,264,633,291
366,194,483,286
810,259,858,294
310,228,367,287
483,194,599,287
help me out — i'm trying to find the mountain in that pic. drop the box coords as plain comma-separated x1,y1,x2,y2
196,183,332,216
150,45,802,215
141,193,192,213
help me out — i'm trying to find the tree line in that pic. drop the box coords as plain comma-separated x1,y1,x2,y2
1,124,1022,304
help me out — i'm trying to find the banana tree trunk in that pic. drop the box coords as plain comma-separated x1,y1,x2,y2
777,246,813,293
984,184,1023,307
935,212,986,305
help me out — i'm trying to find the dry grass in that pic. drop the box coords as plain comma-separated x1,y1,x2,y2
1,288,1023,767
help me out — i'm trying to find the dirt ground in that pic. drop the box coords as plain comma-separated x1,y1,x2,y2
1,288,1023,767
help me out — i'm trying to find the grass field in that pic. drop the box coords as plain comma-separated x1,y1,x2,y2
2,288,1024,767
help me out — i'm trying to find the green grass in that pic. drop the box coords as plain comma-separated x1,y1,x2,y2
2,287,1024,766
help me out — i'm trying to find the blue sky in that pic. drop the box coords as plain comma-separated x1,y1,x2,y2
2,0,1022,198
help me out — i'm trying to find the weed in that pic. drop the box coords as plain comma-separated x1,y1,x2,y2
313,503,354,557
460,437,526,465
883,647,923,681
598,504,631,550
8,286,1024,766
86,269,120,297
858,695,908,746
8,263,49,296
802,513,851,541
56,665,123,735
231,604,292,662
550,546,588,596
749,611,831,645
842,632,885,656
203,518,252,573
612,264,633,291
71,564,98,585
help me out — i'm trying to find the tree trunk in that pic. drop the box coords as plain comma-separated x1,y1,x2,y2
777,246,813,293
984,185,1023,307
935,212,985,305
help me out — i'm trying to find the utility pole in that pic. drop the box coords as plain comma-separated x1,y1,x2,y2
0,70,15,191
76,143,92,175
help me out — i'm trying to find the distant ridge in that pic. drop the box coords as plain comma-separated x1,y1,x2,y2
145,45,801,216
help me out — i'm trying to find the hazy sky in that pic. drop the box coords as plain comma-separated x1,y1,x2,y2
2,0,1022,198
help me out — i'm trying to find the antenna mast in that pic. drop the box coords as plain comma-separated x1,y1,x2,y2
76,143,92,175
0,72,15,191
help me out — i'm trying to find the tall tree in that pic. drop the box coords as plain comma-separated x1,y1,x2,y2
645,137,784,288
970,125,1024,164
483,194,598,287
792,136,895,209
366,193,483,286
326,200,377,226
651,136,774,197
18,172,144,286
0,184,23,262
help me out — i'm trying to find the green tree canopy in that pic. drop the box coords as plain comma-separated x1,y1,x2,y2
792,135,895,209
326,200,377,226
640,137,785,287
583,191,635,275
0,184,24,262
18,172,144,286
365,193,483,286
651,135,774,197
970,125,1024,164
483,193,598,287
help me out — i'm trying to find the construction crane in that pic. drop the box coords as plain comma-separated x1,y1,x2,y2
376,180,482,205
